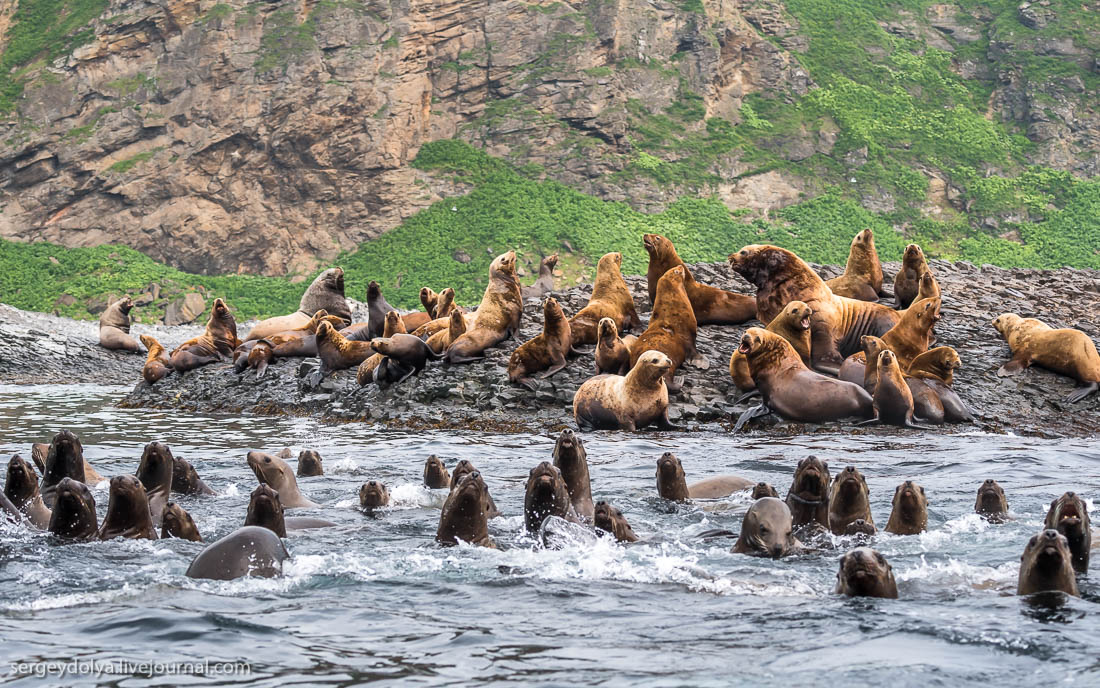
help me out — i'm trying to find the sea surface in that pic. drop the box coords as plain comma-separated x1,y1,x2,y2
0,384,1097,686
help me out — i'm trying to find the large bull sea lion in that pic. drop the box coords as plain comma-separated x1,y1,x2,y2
99,296,142,352
245,268,350,341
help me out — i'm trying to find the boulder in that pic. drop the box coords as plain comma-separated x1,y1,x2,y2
164,293,206,326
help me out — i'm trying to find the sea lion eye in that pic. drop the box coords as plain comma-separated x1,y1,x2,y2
759,525,768,534
264,458,271,463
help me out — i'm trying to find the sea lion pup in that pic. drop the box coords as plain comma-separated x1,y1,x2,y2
860,350,930,429
829,466,873,535
357,311,407,384
655,452,753,501
40,431,86,508
1044,492,1091,573
835,548,898,598
436,471,494,547
239,340,275,378
551,429,594,521
524,462,580,534
629,266,701,389
733,328,872,430
47,478,97,541
642,234,755,324
424,309,468,356
420,287,440,317
786,456,831,530
444,250,523,363
992,313,1100,403
315,321,374,376
245,267,350,341
97,475,157,541
1017,529,1079,597
371,334,442,387
449,460,500,518
98,295,143,352
172,457,216,496
974,479,1009,522
732,498,800,558
297,450,323,477
752,483,779,499
5,455,51,529
161,502,202,542
246,451,319,508
508,298,574,391
359,480,390,509
522,253,559,300
569,252,642,346
170,298,240,373
573,350,674,431
595,318,635,375
139,335,173,384
594,501,638,542
728,245,899,374
729,300,812,393
884,480,928,535
185,526,290,581
135,441,174,527
907,346,971,423
423,455,450,489
825,229,885,301
893,244,932,309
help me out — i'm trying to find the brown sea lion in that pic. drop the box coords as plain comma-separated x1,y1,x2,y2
97,475,157,540
446,251,523,363
825,229,885,301
449,460,500,518
643,234,755,324
861,350,927,429
359,481,390,509
906,346,970,423
732,497,800,558
839,296,942,384
907,271,940,311
1017,529,1078,597
573,350,674,431
655,452,752,501
433,288,460,319
5,455,51,529
569,252,643,346
365,281,397,339
844,519,877,537
30,442,46,474
315,321,374,376
99,296,143,352
236,312,346,364
508,297,574,391
551,429,594,521
244,340,275,378
594,317,635,375
728,245,900,374
828,466,873,535
297,450,323,477
399,310,433,333
40,431,85,508
47,478,97,541
437,471,494,547
139,335,173,384
629,266,701,388
371,334,442,387
893,244,931,309
245,484,288,537
185,526,289,580
594,501,638,542
1044,492,1091,573
786,456,831,530
245,268,351,341
751,483,779,499
135,441,174,527
884,480,928,535
420,287,440,317
424,308,468,356
835,548,898,598
993,313,1100,402
170,298,240,373
524,462,580,534
424,455,450,489
172,457,216,496
357,311,408,384
729,300,813,393
522,253,559,300
161,502,202,542
974,479,1009,522
246,451,318,508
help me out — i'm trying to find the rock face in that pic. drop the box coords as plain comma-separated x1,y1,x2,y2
164,292,205,325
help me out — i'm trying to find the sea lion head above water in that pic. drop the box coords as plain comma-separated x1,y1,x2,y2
732,497,799,558
136,442,174,497
828,465,873,535
524,461,576,534
5,454,40,511
1044,491,1091,573
41,430,85,506
835,547,898,598
844,518,876,537
974,479,1009,521
752,482,779,500
551,428,593,521
161,502,202,542
47,477,97,541
359,481,390,509
423,455,450,489
246,451,317,508
786,456,831,528
594,501,638,542
297,450,323,477
97,475,157,540
1017,529,1078,597
655,452,689,502
171,456,216,496
885,480,928,535
245,483,287,537
436,471,493,547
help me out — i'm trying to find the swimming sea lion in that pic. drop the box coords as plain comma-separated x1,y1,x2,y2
245,483,334,535
297,450,323,477
751,483,779,499
47,478,97,541
139,334,173,384
522,253,559,300
97,475,157,540
315,321,374,376
449,460,500,518
551,429,594,521
974,479,1009,522
436,471,494,547
594,501,638,542
828,466,873,535
245,268,350,341
135,441,174,527
569,252,642,346
357,311,408,384
524,462,580,534
1017,529,1078,597
655,452,752,501
424,308,468,356
844,519,877,537
99,296,142,352
185,526,290,580
1044,491,1091,573
5,455,51,529
445,251,523,363
170,298,240,373
359,481,390,509
30,442,46,474
729,300,812,393
40,431,85,508
732,497,800,558
884,480,927,534
508,297,574,390
246,451,318,508
371,334,442,387
629,266,701,388
594,317,635,375
861,350,927,429
171,457,216,496
573,350,674,431
424,455,450,489
786,456,831,530
824,229,884,301
835,547,898,598
893,244,931,309
643,234,755,324
161,502,202,542
993,313,1100,402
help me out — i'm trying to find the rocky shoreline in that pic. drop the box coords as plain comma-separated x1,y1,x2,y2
4,260,1099,438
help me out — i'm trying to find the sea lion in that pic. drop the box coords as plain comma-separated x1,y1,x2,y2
884,480,928,535
449,460,500,518
786,456,831,529
170,298,240,373
844,519,877,537
839,296,942,384
974,479,1009,522
861,350,928,429
993,313,1100,402
246,451,318,508
629,266,701,388
185,526,290,580
371,334,442,387
245,268,350,341
423,455,450,489
522,253,559,300
508,297,574,390
893,244,931,309
171,457,216,496
5,455,51,529
97,475,157,540
828,466,873,535
594,501,638,543
524,462,580,534
751,483,779,499
30,442,46,474
365,281,397,339
297,450,323,477
241,340,275,378
846,336,943,424
729,300,813,393
446,251,523,362
315,321,374,376
906,346,970,422
573,350,674,431
99,296,142,352
40,431,85,508
161,502,202,542
411,289,462,338
236,312,345,365
643,234,755,324
359,481,390,509
433,288,460,319
728,245,900,374
655,452,752,501
47,478,97,541
1017,529,1078,597
135,441,174,527
244,483,334,535
594,317,635,375
357,310,408,384
569,252,643,346
835,547,898,598
551,429,594,521
732,497,800,558
139,335,172,384
436,471,494,547
424,308,468,356
1044,492,1091,573
824,229,885,301
420,287,440,316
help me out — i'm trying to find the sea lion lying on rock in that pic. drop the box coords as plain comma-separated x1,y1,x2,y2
99,296,142,352
993,313,1100,403
729,300,812,394
245,268,350,341
170,298,240,373
139,335,173,384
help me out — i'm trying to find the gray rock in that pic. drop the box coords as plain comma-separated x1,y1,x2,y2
164,293,206,326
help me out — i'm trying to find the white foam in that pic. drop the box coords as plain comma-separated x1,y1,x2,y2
896,554,1017,593
389,483,446,508
329,457,358,474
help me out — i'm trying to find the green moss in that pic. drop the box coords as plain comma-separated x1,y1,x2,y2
255,10,317,74
106,148,162,174
197,3,233,25
382,34,399,49
105,72,157,96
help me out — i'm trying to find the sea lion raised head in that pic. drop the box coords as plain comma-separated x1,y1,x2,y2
171,456,216,496
300,267,350,324
656,452,689,502
595,317,632,375
436,471,494,547
1017,529,1078,597
594,501,638,542
551,429,593,521
844,518,876,537
885,480,927,535
47,477,97,541
139,334,173,384
829,466,873,535
424,455,450,489
974,479,1009,522
568,251,642,345
245,483,287,537
752,482,779,499
836,547,898,598
5,454,50,529
786,456,830,528
434,288,458,319
448,460,499,516
41,430,85,507
1044,491,1091,573
420,287,439,315
161,502,202,542
136,441,174,526
246,451,318,508
894,244,930,308
359,480,390,509
907,346,961,386
98,475,157,540
732,497,799,558
524,461,578,534
297,450,323,477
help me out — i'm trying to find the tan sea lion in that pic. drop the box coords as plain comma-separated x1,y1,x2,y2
655,452,752,501
1017,529,1078,597
315,321,374,376
297,450,323,477
522,253,559,300
551,429,593,521
907,346,970,423
161,502,202,542
357,311,407,385
5,455,51,529
424,308,468,356
732,497,800,558
436,471,494,547
835,548,898,598
828,466,873,535
135,441,174,527
884,480,928,535
786,456,831,530
359,481,390,509
508,297,574,390
99,296,142,352
975,479,1009,522
172,457,216,496
370,334,442,387
729,300,813,393
751,483,779,499
242,340,275,378
170,298,240,372
446,251,523,363
594,317,635,375
629,266,701,388
838,296,942,383
40,431,85,508
893,244,931,309
861,350,927,429
1044,491,1091,573
573,350,674,431
139,335,173,385
246,451,318,508
97,475,157,540
594,501,638,543
993,313,1100,402
47,477,97,541
643,234,755,324
245,268,350,341
424,455,450,489
448,460,500,518
433,288,460,319
420,287,440,317
825,229,885,301
569,252,642,346
524,462,580,534
185,526,289,580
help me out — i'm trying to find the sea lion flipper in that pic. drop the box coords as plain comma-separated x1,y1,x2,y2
1065,382,1098,403
733,403,771,432
855,417,881,427
516,377,538,392
997,356,1030,376
537,361,567,379
686,352,709,370
735,390,761,404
